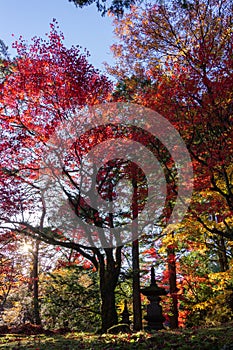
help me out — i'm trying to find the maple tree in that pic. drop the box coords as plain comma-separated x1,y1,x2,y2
110,0,233,236
109,0,233,327
0,14,191,331
0,232,19,322
0,233,38,326
148,216,233,328
0,0,232,332
0,21,135,332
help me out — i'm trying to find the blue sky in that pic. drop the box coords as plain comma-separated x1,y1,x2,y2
0,0,115,74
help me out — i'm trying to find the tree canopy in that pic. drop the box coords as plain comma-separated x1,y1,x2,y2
109,0,233,239
0,0,233,336
68,0,138,15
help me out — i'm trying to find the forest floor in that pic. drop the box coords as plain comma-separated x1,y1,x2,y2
0,322,233,349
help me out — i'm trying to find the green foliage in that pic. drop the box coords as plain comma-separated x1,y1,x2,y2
41,265,101,331
0,39,9,60
179,251,233,327
112,76,152,101
69,0,139,16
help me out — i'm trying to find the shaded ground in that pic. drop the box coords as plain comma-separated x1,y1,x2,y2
0,323,233,349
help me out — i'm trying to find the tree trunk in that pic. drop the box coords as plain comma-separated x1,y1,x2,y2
131,166,142,331
217,235,229,272
100,286,118,332
167,244,178,329
132,239,142,331
32,240,41,325
99,247,122,332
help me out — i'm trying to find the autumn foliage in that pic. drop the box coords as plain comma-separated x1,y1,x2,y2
0,20,112,223
0,0,233,332
109,0,233,327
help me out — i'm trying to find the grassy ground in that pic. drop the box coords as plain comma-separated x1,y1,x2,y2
0,323,233,349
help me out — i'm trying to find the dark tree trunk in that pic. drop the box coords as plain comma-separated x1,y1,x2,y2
100,286,118,332
131,167,142,331
132,239,142,331
217,235,229,272
167,244,178,329
99,247,122,332
32,240,41,325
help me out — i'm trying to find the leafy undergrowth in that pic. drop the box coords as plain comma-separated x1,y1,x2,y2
0,323,233,349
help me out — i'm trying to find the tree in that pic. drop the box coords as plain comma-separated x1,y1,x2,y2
0,39,9,60
157,205,233,328
177,250,233,327
0,232,19,323
109,0,232,326
29,239,41,325
167,234,179,328
109,0,233,240
0,21,128,332
68,0,139,16
42,264,101,331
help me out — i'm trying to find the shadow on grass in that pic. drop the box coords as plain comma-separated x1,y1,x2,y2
0,334,82,350
0,324,233,349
